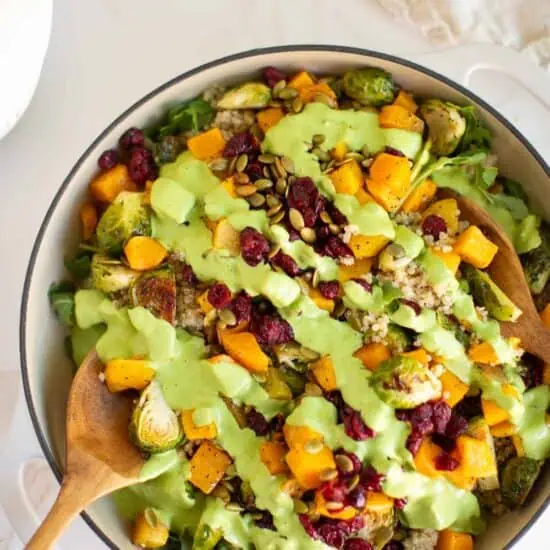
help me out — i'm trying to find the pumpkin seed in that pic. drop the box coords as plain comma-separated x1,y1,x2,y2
236,153,249,172
270,210,285,225
304,382,323,397
275,177,287,195
289,208,305,231
279,87,299,100
300,227,317,243
247,193,266,208
268,100,282,109
325,501,345,511
270,164,280,180
323,160,335,172
361,144,370,157
273,79,287,97
263,166,272,178
266,194,281,208
304,439,324,454
361,158,374,169
312,147,330,162
300,347,320,361
329,223,340,235
274,156,287,179
344,151,364,162
267,203,283,217
226,502,244,512
255,178,273,191
268,244,281,259
204,309,218,327
313,93,331,105
296,277,311,295
308,509,321,522
281,156,295,174
334,302,347,318
302,271,313,282
312,269,320,288
312,133,326,145
281,478,300,496
335,454,354,474
294,499,309,514
235,172,250,185
209,157,228,171
236,184,257,197
259,153,276,164
319,468,338,482
225,464,237,478
347,474,360,492
219,308,237,326
320,211,332,225
228,156,238,174
212,486,231,503
288,175,297,186
291,96,303,113
144,508,159,528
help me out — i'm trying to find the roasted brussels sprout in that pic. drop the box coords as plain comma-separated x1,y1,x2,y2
192,523,222,550
462,264,522,322
522,222,550,295
371,356,442,408
91,254,140,294
384,323,413,353
342,68,397,107
130,381,183,453
217,82,271,110
131,267,177,324
501,456,542,508
279,366,306,397
467,416,499,491
96,191,151,255
154,135,182,165
263,367,293,400
419,99,466,156
436,312,471,348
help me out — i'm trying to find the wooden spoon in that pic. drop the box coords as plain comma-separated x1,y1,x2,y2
451,192,550,363
26,351,144,549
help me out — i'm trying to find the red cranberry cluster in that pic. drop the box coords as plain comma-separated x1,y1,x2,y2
240,227,271,266
263,66,287,88
421,214,447,240
318,281,341,299
250,307,294,346
228,291,253,324
326,391,375,441
246,408,270,436
270,250,300,276
207,282,232,309
223,131,260,158
299,513,372,549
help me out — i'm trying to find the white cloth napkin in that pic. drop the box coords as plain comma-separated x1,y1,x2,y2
377,0,550,69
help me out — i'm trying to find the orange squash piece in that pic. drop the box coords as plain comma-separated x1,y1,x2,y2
540,304,550,329
260,441,289,475
309,287,335,313
220,331,269,373
379,105,425,133
124,236,167,271
288,71,315,90
430,248,461,275
104,359,155,393
367,153,411,212
348,234,390,259
132,510,169,548
181,409,217,441
314,491,357,520
401,348,431,367
330,160,364,195
422,199,460,235
283,424,323,449
338,257,373,283
311,355,338,392
189,441,232,494
221,176,238,198
355,186,376,205
436,530,473,550
439,369,469,407
286,445,336,490
453,434,497,481
481,384,519,426
257,107,284,133
401,178,437,213
212,217,240,255
187,128,226,160
299,82,337,105
89,164,136,203
490,420,517,437
454,226,498,269
331,142,348,161
216,321,249,346
79,202,98,241
414,438,442,479
393,90,418,113
354,342,391,371
197,290,215,315
365,492,394,512
468,342,499,365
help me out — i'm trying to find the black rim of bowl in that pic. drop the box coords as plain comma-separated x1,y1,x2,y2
19,44,550,549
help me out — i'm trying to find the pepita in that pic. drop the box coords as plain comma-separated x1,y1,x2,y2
335,454,355,474
235,172,250,185
319,468,338,482
281,156,295,174
247,193,266,208
212,486,231,503
273,79,287,97
268,244,281,259
320,211,332,225
300,227,317,243
219,308,237,326
312,147,330,162
312,269,320,288
347,474,360,492
325,501,345,511
278,87,299,100
263,166,272,178
266,194,281,208
275,177,287,195
226,502,244,512
344,151,364,162
270,164,280,180
361,144,370,157
294,499,309,514
300,347,320,361
267,203,283,217
274,156,287,179
209,158,229,171
270,210,285,225
228,156,238,174
236,184,258,197
296,277,311,295
334,303,347,318
291,96,303,113
361,158,374,169
236,153,249,172
255,178,273,191
259,153,276,164
329,223,340,235
289,208,305,231
304,439,324,454
312,133,326,145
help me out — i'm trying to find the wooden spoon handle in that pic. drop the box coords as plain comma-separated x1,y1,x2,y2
25,477,94,550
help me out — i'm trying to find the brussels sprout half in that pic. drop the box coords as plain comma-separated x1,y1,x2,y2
501,456,542,508
419,99,466,156
342,68,397,107
91,254,141,294
131,267,177,325
217,82,271,110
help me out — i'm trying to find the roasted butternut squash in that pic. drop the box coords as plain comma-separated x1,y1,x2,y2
366,153,411,212
124,236,167,271
421,199,460,235
220,331,269,373
330,160,364,195
436,530,473,550
311,355,338,392
104,359,155,393
430,248,461,275
260,441,289,475
257,107,284,133
314,491,357,520
288,71,315,90
401,178,437,213
89,164,136,203
221,176,238,198
454,226,498,269
355,186,376,205
212,217,240,255
187,128,226,160
379,104,425,133
197,290,215,315
309,287,335,313
330,141,348,161
481,384,519,426
189,441,232,494
468,342,499,365
348,234,390,259
354,342,391,371
338,257,373,283
283,424,323,449
401,348,431,366
365,491,394,512
132,510,169,548
286,444,336,490
490,420,517,437
393,90,418,113
181,409,217,441
439,369,469,407
299,82,337,105
79,202,98,241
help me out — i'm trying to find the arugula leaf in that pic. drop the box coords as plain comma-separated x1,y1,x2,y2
458,105,492,152
64,251,92,279
500,177,528,203
149,98,215,140
48,281,76,327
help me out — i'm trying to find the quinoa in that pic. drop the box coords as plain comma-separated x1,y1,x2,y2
403,529,438,550
211,109,256,140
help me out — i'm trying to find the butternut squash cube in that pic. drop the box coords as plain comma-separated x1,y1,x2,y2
257,107,284,133
401,178,437,213
379,104,425,133
401,348,431,367
355,186,376,205
220,331,269,374
481,384,518,426
366,179,402,212
348,234,389,259
330,160,364,195
331,141,348,161
216,321,249,347
79,202,98,241
315,491,357,520
187,128,226,160
221,176,238,198
490,421,517,437
288,71,315,90
260,441,289,475
393,90,418,113
181,409,217,441
422,199,460,235
430,248,461,274
365,492,394,513
454,226,498,269
300,82,337,105
213,217,240,255
311,355,338,392
189,441,232,494
468,342,499,365
367,153,411,212
439,369,469,407
104,359,155,393
354,342,391,371
436,530,473,550
286,445,336,490
124,236,167,271
338,257,373,283
283,424,323,449
454,434,497,480
132,510,169,548
89,164,136,203
309,287,335,312
414,438,442,479
540,303,550,329
197,290,215,315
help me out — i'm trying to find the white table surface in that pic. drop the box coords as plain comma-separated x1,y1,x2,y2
1,1,549,548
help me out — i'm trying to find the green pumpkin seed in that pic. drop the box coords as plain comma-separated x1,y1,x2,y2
275,178,287,195
289,208,305,231
270,164,280,180
312,134,326,145
236,184,257,197
312,147,330,162
274,156,287,179
294,500,309,514
300,347,320,361
268,100,282,109
279,87,299,100
270,210,285,225
347,474,360,492
300,227,317,243
266,194,281,208
247,193,266,208
319,468,338,482
304,439,324,454
325,501,344,511
236,154,249,172
281,156,295,174
255,178,273,191
344,151,364,162
263,166,272,178
273,79,287,97
226,502,244,512
235,172,250,185
291,96,303,113
329,223,340,235
267,203,283,217
335,454,354,474
218,308,237,326
320,211,332,225
312,269,320,288
302,271,313,282
361,144,370,157
259,153,275,164
209,158,229,171
228,156,238,174
361,158,374,169
268,244,281,259
250,123,263,141
334,303,347,318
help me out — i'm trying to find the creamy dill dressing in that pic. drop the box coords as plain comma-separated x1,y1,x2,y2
73,104,550,547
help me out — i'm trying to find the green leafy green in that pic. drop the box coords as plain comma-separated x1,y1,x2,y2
500,177,528,203
458,105,492,152
64,251,92,279
48,281,76,327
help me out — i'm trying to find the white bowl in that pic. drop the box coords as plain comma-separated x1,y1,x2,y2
20,46,550,549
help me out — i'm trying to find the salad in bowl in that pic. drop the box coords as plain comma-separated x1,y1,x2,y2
48,64,550,550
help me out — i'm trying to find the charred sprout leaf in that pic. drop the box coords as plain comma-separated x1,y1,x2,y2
192,524,223,550
279,366,306,397
130,267,177,324
217,82,271,110
501,456,541,508
458,105,492,152
154,136,182,165
91,254,140,294
384,324,413,353
263,367,293,400
64,251,92,280
342,68,397,106
522,222,550,294
48,281,76,327
436,312,471,348
467,416,499,491
71,324,106,367
462,264,522,322
371,356,442,408
130,381,183,454
96,191,151,255
418,100,466,156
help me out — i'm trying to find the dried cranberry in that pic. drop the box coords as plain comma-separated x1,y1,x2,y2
347,485,366,509
394,497,407,510
246,161,263,181
454,396,482,419
270,251,300,276
287,177,323,227
318,281,341,299
335,450,362,477
414,417,435,437
207,283,232,309
410,402,433,422
384,146,405,157
395,410,409,422
406,433,424,456
288,228,301,242
250,311,294,346
445,413,468,439
422,214,447,240
269,413,285,434
263,66,287,88
400,299,421,315
343,410,375,441
223,132,259,158
352,278,372,293
383,542,404,550
179,263,197,285
299,514,318,539
119,127,145,150
254,510,275,530
246,408,270,436
98,149,119,170
431,433,456,453
326,390,345,410
338,514,365,535
323,235,354,259
229,291,253,324
317,523,346,548
432,400,452,434
321,480,347,503
344,539,373,550
128,147,158,185
240,227,270,266
327,204,348,226
317,225,331,241
361,466,384,492
435,452,460,471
